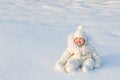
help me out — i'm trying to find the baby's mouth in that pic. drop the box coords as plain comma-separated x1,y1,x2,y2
77,42,81,43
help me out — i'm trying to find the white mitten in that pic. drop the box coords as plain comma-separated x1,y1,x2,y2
55,61,65,72
95,58,102,68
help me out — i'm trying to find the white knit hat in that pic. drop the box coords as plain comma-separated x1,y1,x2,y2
73,25,85,39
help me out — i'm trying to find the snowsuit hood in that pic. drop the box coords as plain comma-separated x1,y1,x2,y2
67,25,88,48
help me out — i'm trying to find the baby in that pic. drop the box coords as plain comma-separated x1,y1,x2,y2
55,25,102,73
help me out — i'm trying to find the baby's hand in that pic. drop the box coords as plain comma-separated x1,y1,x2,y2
55,61,65,72
95,58,102,68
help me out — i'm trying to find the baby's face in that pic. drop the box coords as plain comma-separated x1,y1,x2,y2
74,38,85,46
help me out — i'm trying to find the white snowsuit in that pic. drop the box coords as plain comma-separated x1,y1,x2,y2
55,32,102,73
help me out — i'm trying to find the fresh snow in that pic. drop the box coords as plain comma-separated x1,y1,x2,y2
0,0,120,80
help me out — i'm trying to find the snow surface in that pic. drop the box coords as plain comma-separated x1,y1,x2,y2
0,0,120,80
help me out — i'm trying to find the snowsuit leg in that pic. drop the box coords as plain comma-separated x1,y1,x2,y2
82,58,95,72
65,56,82,73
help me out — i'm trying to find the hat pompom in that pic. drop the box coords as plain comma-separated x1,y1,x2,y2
77,25,84,32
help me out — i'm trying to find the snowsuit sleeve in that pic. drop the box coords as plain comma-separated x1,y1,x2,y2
91,47,102,68
58,47,74,65
55,47,74,71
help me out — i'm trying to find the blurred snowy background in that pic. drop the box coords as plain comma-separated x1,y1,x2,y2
0,0,120,80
